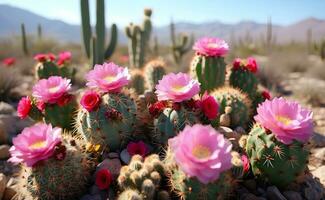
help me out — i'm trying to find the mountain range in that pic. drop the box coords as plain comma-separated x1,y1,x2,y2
1,4,325,45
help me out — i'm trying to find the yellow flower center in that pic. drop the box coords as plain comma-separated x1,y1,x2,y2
172,85,186,92
192,145,212,159
104,74,116,82
48,86,60,93
276,115,292,126
240,60,248,66
207,43,219,48
29,140,47,149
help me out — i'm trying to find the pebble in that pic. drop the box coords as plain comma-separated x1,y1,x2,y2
240,193,260,200
0,145,10,159
0,173,7,200
243,179,256,191
266,186,287,200
0,120,8,144
283,191,303,200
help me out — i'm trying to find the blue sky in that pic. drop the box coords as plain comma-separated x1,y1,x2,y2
0,0,324,26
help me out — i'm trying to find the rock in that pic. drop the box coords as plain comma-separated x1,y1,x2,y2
0,102,15,115
0,120,8,144
283,191,302,200
0,145,10,159
311,166,325,187
0,173,7,200
0,115,32,142
302,175,325,200
97,158,122,180
240,193,260,200
311,132,325,148
266,186,287,200
80,194,101,200
243,179,256,191
3,186,16,200
256,187,266,196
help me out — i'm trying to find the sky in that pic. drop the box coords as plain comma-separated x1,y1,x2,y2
0,0,324,26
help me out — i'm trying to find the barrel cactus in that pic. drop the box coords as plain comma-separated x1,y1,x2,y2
144,59,166,91
130,69,146,95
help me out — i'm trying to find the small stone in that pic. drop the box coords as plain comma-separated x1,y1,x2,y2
3,186,16,200
0,102,15,115
0,173,7,200
90,185,101,195
0,145,10,160
0,121,8,144
240,193,260,200
283,191,302,200
80,194,101,200
256,187,266,196
243,179,256,191
107,152,119,159
266,186,287,200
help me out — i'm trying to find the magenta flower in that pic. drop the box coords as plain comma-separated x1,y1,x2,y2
2,57,16,67
32,76,71,104
232,57,258,73
8,123,62,167
57,51,71,65
17,96,32,119
168,124,232,184
127,141,149,157
155,73,200,102
86,62,130,93
193,37,229,57
254,97,313,144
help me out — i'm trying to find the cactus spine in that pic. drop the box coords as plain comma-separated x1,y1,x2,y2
170,20,193,64
130,70,146,95
246,124,309,188
80,0,118,65
21,23,29,55
125,9,152,68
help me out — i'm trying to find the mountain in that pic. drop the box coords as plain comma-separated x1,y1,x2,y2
1,4,325,45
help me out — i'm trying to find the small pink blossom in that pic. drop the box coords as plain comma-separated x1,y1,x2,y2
8,123,62,167
232,57,258,73
57,51,71,66
32,76,71,104
168,124,232,184
155,73,200,102
80,90,101,112
2,57,16,66
254,97,313,144
86,62,130,93
193,37,229,57
17,96,32,119
127,141,149,157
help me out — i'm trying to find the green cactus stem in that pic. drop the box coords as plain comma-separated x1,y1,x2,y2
21,23,29,55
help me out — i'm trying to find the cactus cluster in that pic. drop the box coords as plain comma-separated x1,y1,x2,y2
125,9,152,69
15,134,92,200
117,154,170,200
35,60,76,81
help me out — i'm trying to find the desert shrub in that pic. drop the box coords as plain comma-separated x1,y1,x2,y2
307,61,325,81
293,78,325,106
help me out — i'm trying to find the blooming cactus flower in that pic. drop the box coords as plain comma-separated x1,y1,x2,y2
8,123,62,167
17,96,32,119
168,124,232,184
95,169,113,190
127,141,149,157
254,97,313,144
2,57,16,66
155,73,200,102
232,57,258,73
57,51,72,65
32,76,71,104
80,90,101,112
86,62,130,93
197,91,219,120
193,37,229,57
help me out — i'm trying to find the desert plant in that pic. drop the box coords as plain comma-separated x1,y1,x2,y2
21,23,29,55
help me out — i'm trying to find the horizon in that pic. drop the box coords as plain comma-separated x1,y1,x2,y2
0,0,325,27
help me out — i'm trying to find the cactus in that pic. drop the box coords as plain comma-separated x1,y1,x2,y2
15,134,92,200
229,66,258,99
320,40,325,60
170,20,193,64
37,23,42,40
164,148,234,200
21,23,29,55
211,87,252,128
190,54,226,93
153,35,159,56
35,61,76,81
154,105,200,146
76,92,137,152
117,154,170,200
245,124,309,188
144,59,166,91
125,9,152,68
80,0,118,64
130,70,146,95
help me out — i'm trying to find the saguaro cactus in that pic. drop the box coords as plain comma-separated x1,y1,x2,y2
80,0,118,66
125,9,152,68
37,23,42,40
21,23,29,55
170,20,193,64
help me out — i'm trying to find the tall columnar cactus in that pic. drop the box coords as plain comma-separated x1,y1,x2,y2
125,9,152,68
144,59,166,91
130,69,146,95
117,154,170,200
37,23,42,40
80,0,118,65
170,20,193,64
17,134,91,200
77,92,137,152
21,23,29,55
265,17,274,54
245,125,309,188
320,40,325,60
191,37,229,92
211,87,252,128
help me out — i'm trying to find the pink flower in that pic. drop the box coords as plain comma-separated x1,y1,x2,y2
168,124,232,184
2,57,16,66
8,123,62,167
32,76,71,104
241,155,250,173
262,90,271,100
34,54,48,62
17,96,32,119
155,73,200,102
254,97,313,144
80,90,101,112
198,91,219,120
193,37,229,57
36,101,46,112
86,62,130,93
57,51,71,66
232,57,258,73
246,57,258,73
149,101,167,118
127,141,149,157
95,169,113,190
47,53,56,61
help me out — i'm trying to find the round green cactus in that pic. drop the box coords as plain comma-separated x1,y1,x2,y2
130,70,146,95
76,92,137,152
144,59,166,91
211,86,252,128
229,68,258,98
35,61,75,81
15,134,92,200
246,124,309,188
